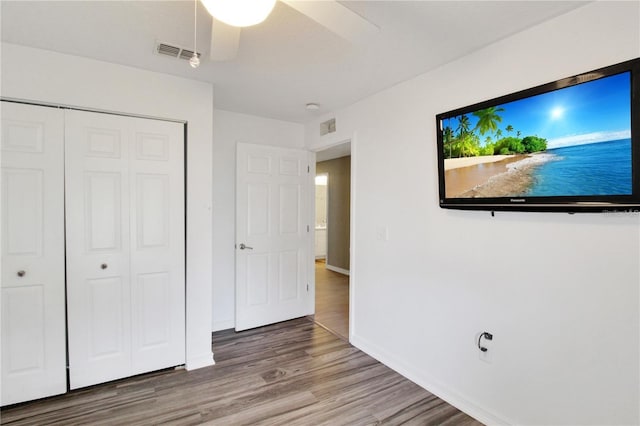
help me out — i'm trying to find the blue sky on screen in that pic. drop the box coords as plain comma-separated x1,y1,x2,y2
445,72,631,149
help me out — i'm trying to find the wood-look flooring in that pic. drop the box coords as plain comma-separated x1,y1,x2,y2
313,259,349,340
1,318,482,425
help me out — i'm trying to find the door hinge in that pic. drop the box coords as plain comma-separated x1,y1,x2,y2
307,283,309,292
307,225,309,232
307,165,310,173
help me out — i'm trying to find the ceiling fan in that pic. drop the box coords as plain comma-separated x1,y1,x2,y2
200,0,379,61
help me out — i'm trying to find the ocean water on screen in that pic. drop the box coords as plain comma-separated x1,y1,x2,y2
526,138,632,196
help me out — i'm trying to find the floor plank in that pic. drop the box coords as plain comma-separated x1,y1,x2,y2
314,259,349,340
1,318,483,426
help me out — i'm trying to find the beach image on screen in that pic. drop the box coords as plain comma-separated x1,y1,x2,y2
442,72,632,198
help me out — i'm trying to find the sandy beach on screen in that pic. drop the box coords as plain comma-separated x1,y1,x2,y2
445,153,556,198
444,155,513,171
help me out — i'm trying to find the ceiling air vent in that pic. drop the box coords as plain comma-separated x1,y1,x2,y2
155,42,201,62
179,49,197,60
157,43,181,58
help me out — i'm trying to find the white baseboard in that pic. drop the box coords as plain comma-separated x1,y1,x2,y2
350,333,512,426
212,319,235,332
186,352,215,370
326,264,350,276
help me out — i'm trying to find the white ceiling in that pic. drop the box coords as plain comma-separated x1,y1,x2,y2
1,1,587,123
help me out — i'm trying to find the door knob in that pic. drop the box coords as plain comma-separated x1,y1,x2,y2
100,263,108,270
17,270,25,277
239,243,253,250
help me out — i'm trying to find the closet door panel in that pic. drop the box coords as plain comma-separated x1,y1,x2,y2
1,102,66,405
1,286,45,371
3,169,43,255
84,172,123,251
65,111,132,389
66,110,184,389
130,120,184,374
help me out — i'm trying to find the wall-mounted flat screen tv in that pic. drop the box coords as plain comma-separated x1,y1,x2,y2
436,58,640,212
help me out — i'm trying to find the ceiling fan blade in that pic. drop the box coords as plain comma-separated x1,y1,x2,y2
210,17,241,61
281,0,379,44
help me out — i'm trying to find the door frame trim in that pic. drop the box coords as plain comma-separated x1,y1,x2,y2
311,135,355,341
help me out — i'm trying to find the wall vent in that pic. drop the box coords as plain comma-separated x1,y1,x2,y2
320,118,336,136
155,42,201,62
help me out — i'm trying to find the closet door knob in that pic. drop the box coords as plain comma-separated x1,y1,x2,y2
100,263,108,270
17,270,26,277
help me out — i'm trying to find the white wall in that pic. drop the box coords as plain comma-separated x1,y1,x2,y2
212,109,305,331
306,2,640,425
1,43,215,370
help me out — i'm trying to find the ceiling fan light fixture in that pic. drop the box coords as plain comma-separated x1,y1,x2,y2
190,0,200,69
200,0,276,27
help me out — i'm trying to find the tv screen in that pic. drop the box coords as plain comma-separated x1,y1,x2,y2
436,58,640,212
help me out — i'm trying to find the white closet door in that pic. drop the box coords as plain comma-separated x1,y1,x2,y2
65,110,184,389
1,102,66,405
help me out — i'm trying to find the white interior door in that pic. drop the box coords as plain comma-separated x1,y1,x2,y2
235,143,312,331
1,102,66,405
65,110,185,389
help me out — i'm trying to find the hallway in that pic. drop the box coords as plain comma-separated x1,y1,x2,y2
313,260,349,340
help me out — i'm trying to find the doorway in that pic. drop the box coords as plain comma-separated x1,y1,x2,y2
313,142,351,340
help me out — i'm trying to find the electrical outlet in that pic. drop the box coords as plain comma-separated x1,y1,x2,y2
478,331,493,363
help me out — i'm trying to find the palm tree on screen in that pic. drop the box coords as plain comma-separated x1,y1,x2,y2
443,126,454,157
456,115,471,137
472,106,505,136
505,124,514,135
